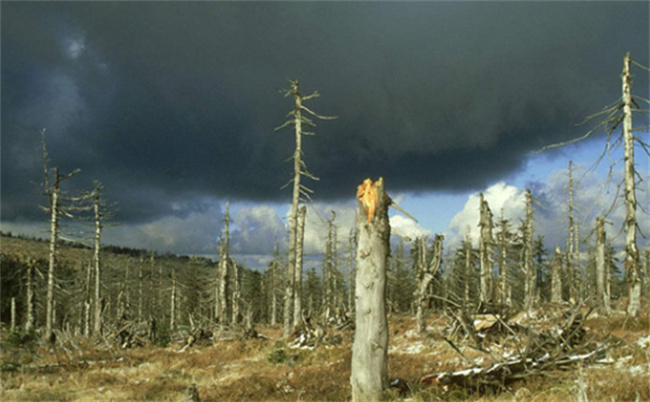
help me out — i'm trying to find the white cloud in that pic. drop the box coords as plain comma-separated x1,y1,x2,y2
390,214,430,241
448,182,526,248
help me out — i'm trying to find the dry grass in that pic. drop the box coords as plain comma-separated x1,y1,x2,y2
1,311,648,402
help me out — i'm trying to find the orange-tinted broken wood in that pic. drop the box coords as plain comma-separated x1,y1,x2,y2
357,178,381,223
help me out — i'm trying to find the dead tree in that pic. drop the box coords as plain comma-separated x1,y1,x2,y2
348,226,358,317
595,217,611,314
276,80,335,339
232,262,241,324
293,205,307,326
170,269,177,330
324,211,337,320
415,235,443,334
351,178,390,402
478,194,494,304
464,228,473,309
523,189,536,311
496,210,512,306
24,257,36,332
551,246,563,303
567,161,578,302
534,54,647,316
621,53,641,317
218,202,231,330
41,129,81,341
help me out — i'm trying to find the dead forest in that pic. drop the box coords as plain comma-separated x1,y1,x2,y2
1,55,649,402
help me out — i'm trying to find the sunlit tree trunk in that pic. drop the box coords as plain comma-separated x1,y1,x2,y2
219,202,231,330
170,269,177,330
551,246,563,303
416,235,443,334
45,167,60,340
464,228,472,309
596,217,611,314
523,189,535,311
351,178,390,402
622,53,641,317
567,161,577,302
478,193,494,304
92,181,103,337
25,258,36,332
293,205,307,326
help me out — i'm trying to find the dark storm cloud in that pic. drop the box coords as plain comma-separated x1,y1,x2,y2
2,2,648,224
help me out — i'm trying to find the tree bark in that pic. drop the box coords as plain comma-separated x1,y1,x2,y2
25,258,36,332
596,217,610,314
45,167,60,341
622,53,641,317
523,189,535,311
478,194,493,304
567,161,577,302
551,246,563,303
351,178,390,402
293,205,307,326
416,235,443,334
92,181,103,337
464,229,472,309
170,269,177,330
219,202,231,330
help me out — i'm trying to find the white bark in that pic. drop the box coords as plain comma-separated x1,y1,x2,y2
415,235,443,334
293,205,307,326
523,189,535,311
478,194,494,304
596,217,611,314
25,258,36,332
622,53,641,317
92,181,103,337
567,161,577,302
170,269,177,330
45,167,61,340
551,246,563,303
351,178,390,402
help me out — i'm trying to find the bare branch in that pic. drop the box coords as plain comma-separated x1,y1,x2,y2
300,104,338,120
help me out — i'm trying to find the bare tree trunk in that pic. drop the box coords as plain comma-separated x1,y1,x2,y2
348,227,357,317
497,210,511,306
293,205,307,326
10,298,16,333
478,194,493,304
464,228,472,309
170,269,177,330
138,258,143,322
551,246,563,303
25,258,36,332
92,181,103,337
232,262,240,324
351,178,390,402
523,189,535,311
596,217,611,314
271,260,278,325
283,83,303,339
622,53,641,317
416,235,443,334
567,161,577,302
277,80,335,337
219,202,231,330
324,213,335,320
45,167,60,341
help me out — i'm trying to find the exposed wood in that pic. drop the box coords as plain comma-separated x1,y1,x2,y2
622,53,641,317
351,178,390,402
415,235,443,334
293,205,307,326
478,194,494,304
596,217,611,314
551,246,563,303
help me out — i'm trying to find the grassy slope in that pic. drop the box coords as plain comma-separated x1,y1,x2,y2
1,310,648,402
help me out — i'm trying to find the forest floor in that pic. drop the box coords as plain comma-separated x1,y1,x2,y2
1,307,648,402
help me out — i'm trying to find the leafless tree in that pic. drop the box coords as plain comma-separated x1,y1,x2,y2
276,80,335,338
351,178,390,402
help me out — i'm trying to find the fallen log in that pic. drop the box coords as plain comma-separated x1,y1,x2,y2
420,343,614,392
